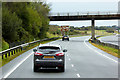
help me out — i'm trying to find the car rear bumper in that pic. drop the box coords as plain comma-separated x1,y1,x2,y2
34,59,64,67
63,38,69,40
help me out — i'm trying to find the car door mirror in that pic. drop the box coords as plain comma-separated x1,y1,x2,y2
33,49,37,52
63,49,67,52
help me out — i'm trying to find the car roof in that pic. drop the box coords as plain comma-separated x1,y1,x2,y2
38,44,61,48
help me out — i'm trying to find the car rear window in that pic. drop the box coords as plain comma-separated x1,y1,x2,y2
64,35,68,37
39,46,60,51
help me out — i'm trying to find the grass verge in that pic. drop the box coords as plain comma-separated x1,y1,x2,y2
1,39,60,67
69,34,90,38
89,41,119,58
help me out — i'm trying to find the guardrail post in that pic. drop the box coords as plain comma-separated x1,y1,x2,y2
21,47,22,51
19,48,21,52
5,53,7,58
8,52,10,56
2,55,3,59
16,48,18,53
11,50,13,55
14,49,16,54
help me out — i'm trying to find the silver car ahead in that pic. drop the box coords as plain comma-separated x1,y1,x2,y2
33,44,67,72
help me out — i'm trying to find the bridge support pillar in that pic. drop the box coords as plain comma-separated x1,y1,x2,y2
91,19,95,41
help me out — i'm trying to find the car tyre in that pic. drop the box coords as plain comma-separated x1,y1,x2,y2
60,67,65,72
59,66,65,72
34,65,38,72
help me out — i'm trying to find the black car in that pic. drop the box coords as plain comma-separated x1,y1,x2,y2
33,44,67,72
62,35,69,41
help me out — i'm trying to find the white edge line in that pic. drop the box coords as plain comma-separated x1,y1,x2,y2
76,74,80,78
84,38,118,63
3,52,33,78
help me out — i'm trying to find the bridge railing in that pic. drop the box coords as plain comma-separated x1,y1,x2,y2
0,37,60,59
49,11,120,16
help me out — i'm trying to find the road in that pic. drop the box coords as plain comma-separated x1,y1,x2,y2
1,36,118,79
98,35,119,46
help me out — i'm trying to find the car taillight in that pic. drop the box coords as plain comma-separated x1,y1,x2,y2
56,53,64,56
35,52,43,56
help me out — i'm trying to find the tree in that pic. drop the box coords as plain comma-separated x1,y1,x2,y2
2,2,50,43
2,6,22,42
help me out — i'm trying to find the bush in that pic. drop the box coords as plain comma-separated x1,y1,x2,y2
2,38,9,51
106,28,114,33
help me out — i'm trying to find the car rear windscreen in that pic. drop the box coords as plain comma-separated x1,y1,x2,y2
39,46,60,51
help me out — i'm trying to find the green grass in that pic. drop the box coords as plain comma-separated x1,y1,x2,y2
0,38,60,67
2,38,9,51
87,30,113,36
89,41,119,58
46,32,60,38
69,34,89,38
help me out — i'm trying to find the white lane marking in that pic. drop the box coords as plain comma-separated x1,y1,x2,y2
67,55,68,57
76,73,80,78
99,38,101,41
84,39,118,63
68,58,71,61
3,52,33,78
71,64,74,67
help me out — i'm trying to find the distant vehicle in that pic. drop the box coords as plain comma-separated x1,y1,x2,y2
62,35,69,41
33,44,67,72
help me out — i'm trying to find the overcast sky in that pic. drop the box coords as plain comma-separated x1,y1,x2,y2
46,0,119,2
45,0,119,27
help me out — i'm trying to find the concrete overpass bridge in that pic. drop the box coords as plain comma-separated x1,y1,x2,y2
48,11,120,40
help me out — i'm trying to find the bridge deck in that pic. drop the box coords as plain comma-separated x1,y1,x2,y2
49,14,120,21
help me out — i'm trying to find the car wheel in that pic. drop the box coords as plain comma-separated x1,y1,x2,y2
34,65,38,72
59,66,64,72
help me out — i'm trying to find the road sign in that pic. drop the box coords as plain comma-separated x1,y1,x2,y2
61,26,69,31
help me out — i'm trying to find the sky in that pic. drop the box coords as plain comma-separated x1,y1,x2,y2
44,0,120,27
46,0,119,2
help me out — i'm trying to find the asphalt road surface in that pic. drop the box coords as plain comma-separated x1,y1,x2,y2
1,36,118,79
98,35,119,46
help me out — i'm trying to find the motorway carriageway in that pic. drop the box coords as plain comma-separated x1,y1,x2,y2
1,36,118,79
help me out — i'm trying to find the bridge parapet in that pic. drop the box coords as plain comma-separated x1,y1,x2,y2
49,11,120,16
